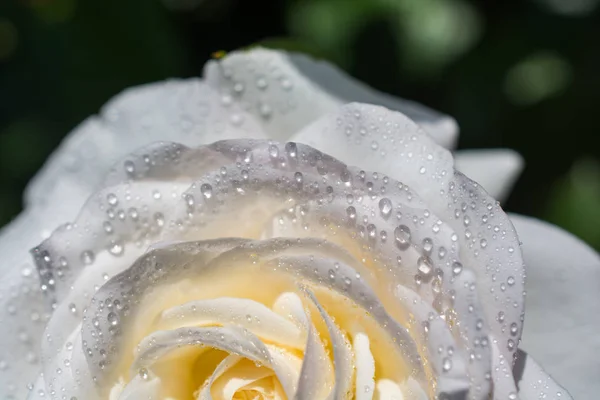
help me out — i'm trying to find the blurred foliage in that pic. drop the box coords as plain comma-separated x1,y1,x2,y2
546,158,600,247
0,0,599,249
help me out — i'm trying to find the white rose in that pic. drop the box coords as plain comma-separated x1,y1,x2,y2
0,48,597,400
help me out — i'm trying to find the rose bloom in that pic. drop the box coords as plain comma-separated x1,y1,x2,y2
0,48,598,400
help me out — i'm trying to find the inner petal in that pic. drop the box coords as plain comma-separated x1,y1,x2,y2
211,358,275,400
156,297,306,350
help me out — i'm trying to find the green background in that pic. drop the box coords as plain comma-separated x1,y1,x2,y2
1,0,599,249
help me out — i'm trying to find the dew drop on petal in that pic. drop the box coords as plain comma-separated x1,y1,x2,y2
417,256,433,277
139,368,149,380
107,312,119,326
80,250,95,265
346,206,357,221
442,357,453,372
378,198,392,218
268,144,279,159
422,238,433,255
285,142,297,158
394,225,411,250
108,241,124,256
201,183,213,199
124,160,135,175
452,261,463,275
106,193,118,206
154,212,165,227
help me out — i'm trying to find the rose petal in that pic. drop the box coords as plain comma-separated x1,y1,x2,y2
0,213,47,399
115,375,162,400
291,103,525,382
156,297,305,349
204,48,458,148
303,288,354,399
209,359,274,400
32,137,526,399
353,332,376,400
131,326,297,398
394,285,470,398
24,48,458,246
454,149,524,202
286,51,459,148
510,214,598,399
197,354,243,400
295,308,335,400
25,81,268,237
514,350,572,400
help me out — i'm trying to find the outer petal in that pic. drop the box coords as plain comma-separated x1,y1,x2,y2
23,47,458,243
287,51,459,148
291,103,527,383
24,80,268,235
454,149,524,202
514,350,572,400
510,214,599,400
0,213,47,399
203,48,458,147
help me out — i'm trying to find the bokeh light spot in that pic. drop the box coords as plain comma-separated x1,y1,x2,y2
504,51,572,106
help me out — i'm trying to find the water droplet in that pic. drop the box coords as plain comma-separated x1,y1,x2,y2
452,261,463,275
256,77,268,90
281,78,293,90
221,94,232,106
103,221,113,234
442,357,452,372
124,160,135,175
230,113,244,126
259,103,272,118
139,368,149,380
154,212,165,227
346,206,357,221
108,240,124,256
80,251,95,265
394,225,411,250
497,311,505,323
417,256,433,277
201,183,213,199
294,172,303,184
378,198,392,218
285,142,297,158
268,144,279,159
106,193,118,206
128,207,139,221
432,276,442,293
422,238,433,254
233,82,245,94
367,224,377,239
507,339,515,351
184,193,195,207
107,312,119,326
463,215,471,226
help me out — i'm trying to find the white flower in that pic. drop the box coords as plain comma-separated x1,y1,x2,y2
0,48,597,400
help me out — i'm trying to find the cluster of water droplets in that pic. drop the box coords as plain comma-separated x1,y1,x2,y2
20,130,529,400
